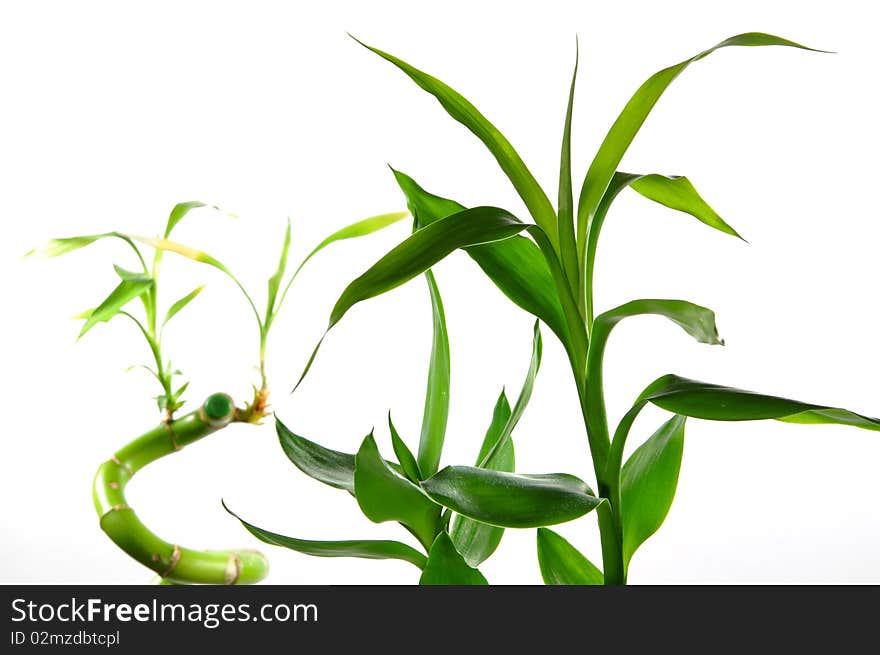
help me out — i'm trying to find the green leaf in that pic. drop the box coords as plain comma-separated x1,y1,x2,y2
164,201,208,238
621,415,686,568
328,206,527,329
162,286,205,327
172,381,189,401
593,299,724,353
25,231,147,269
536,528,604,585
451,390,514,567
641,375,880,428
607,374,880,491
477,321,542,468
356,36,558,247
393,168,570,346
577,32,824,257
417,270,450,477
276,416,356,493
388,413,422,483
629,175,742,239
79,276,154,338
113,264,144,280
419,532,488,585
266,218,292,322
135,236,261,328
223,502,427,569
557,39,581,289
584,173,743,322
276,211,409,335
422,466,602,528
354,433,441,550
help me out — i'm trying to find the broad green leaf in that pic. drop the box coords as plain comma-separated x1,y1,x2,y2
477,321,542,467
389,413,422,483
162,286,205,327
266,218,292,322
79,276,154,338
419,532,488,585
629,175,742,239
451,390,514,567
422,466,602,528
417,270,450,477
354,433,441,550
577,32,824,257
276,416,356,493
621,415,686,568
328,206,526,328
392,169,571,347
607,374,880,484
356,36,558,247
557,40,581,289
223,502,427,569
536,528,604,585
593,299,724,349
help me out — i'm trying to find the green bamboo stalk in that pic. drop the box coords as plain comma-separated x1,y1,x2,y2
92,393,269,584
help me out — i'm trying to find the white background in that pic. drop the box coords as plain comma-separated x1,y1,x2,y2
1,0,878,584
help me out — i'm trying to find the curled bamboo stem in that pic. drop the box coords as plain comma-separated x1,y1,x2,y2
92,393,270,584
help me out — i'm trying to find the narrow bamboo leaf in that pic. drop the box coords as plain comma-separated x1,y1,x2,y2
417,271,450,477
640,375,880,429
113,264,144,280
25,232,146,266
593,299,724,350
537,528,604,585
356,36,558,246
629,175,742,239
475,390,514,469
391,169,570,346
621,415,686,568
79,276,154,338
608,374,880,486
276,417,356,493
278,211,409,334
419,532,488,585
298,211,409,271
557,39,581,288
354,433,441,549
164,201,209,238
577,32,824,256
224,502,427,569
266,218,292,321
585,173,742,319
477,321,542,468
389,413,422,483
328,206,527,328
422,466,602,528
135,236,261,326
452,390,514,567
172,381,189,401
162,286,205,327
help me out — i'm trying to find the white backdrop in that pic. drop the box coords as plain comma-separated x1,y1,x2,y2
2,0,878,584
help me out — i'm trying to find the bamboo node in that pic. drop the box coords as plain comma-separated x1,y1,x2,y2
162,544,181,577
224,553,242,585
163,421,182,451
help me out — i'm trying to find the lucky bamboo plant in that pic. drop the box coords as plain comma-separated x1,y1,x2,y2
227,214,546,583
298,33,880,584
29,202,407,584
